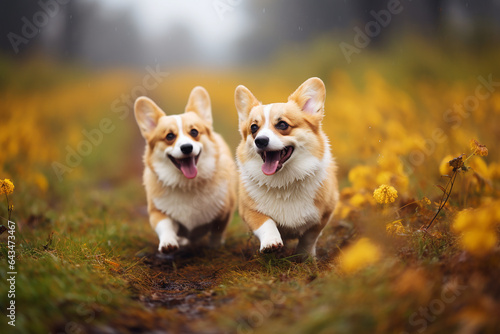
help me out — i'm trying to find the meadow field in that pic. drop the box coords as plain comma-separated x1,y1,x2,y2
1,38,500,333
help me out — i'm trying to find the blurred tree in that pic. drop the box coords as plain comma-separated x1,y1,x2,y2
238,0,500,63
0,0,46,55
1,0,499,67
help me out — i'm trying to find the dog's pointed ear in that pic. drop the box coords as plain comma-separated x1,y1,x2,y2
134,96,165,138
185,86,213,126
235,85,260,124
288,77,326,115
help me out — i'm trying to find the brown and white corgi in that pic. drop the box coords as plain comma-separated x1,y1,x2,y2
134,87,237,254
234,77,338,257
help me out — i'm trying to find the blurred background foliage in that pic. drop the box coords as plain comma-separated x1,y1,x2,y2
1,0,499,216
1,2,500,333
0,0,500,230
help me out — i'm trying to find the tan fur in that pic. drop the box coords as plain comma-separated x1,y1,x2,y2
135,87,237,253
235,77,338,257
238,184,269,231
145,132,236,232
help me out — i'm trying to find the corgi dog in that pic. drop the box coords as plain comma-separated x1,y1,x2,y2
235,77,338,257
134,87,237,254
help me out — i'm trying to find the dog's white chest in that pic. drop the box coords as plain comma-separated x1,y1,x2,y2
152,180,228,230
240,146,331,230
246,177,322,229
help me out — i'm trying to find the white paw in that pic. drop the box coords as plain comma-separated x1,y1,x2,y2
155,219,180,254
260,238,284,253
158,237,179,254
254,219,283,254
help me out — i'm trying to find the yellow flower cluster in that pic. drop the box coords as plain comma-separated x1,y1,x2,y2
470,139,488,157
386,219,406,236
349,193,372,208
340,238,381,274
0,179,14,195
373,185,398,204
453,202,500,256
346,158,409,196
439,155,454,175
0,62,136,190
348,165,373,190
338,157,408,218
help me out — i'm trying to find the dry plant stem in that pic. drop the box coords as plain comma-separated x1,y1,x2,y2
396,199,423,219
397,201,417,212
424,170,458,230
3,193,11,222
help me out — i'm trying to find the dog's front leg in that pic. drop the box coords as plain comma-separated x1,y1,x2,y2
295,225,322,258
254,219,284,253
296,211,333,258
209,210,232,248
241,204,283,253
150,210,180,254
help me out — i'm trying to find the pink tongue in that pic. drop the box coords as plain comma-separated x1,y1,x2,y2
179,157,198,179
262,151,280,175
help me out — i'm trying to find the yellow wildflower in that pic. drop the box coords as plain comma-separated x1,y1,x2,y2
350,193,370,208
468,158,490,180
373,184,398,204
375,171,393,186
386,220,406,235
377,153,404,174
348,165,374,191
0,179,14,195
470,139,488,157
453,203,499,256
34,172,49,193
453,208,496,232
461,230,497,256
422,197,431,205
439,155,454,175
340,238,381,274
490,162,500,179
334,203,352,220
448,155,465,171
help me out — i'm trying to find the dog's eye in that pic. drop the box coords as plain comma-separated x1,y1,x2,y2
189,129,199,137
250,124,259,134
166,133,176,141
275,121,289,131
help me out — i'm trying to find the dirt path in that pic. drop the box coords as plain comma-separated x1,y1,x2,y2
139,251,230,320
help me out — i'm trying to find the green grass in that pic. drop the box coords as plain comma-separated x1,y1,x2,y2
3,176,498,333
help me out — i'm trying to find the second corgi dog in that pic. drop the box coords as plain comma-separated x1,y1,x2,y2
134,87,236,254
235,77,338,257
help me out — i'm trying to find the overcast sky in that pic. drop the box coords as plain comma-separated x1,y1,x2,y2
97,0,252,63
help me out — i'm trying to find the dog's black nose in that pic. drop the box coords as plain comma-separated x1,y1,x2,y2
255,136,269,149
180,144,193,154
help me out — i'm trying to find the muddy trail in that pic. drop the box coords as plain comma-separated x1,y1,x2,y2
139,224,352,315
79,224,352,334
83,248,246,334
139,250,234,319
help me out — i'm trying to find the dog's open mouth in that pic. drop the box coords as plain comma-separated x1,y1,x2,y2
168,154,200,179
260,146,294,175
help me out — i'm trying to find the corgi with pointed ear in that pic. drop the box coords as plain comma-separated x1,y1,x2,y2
134,86,237,254
235,77,338,258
